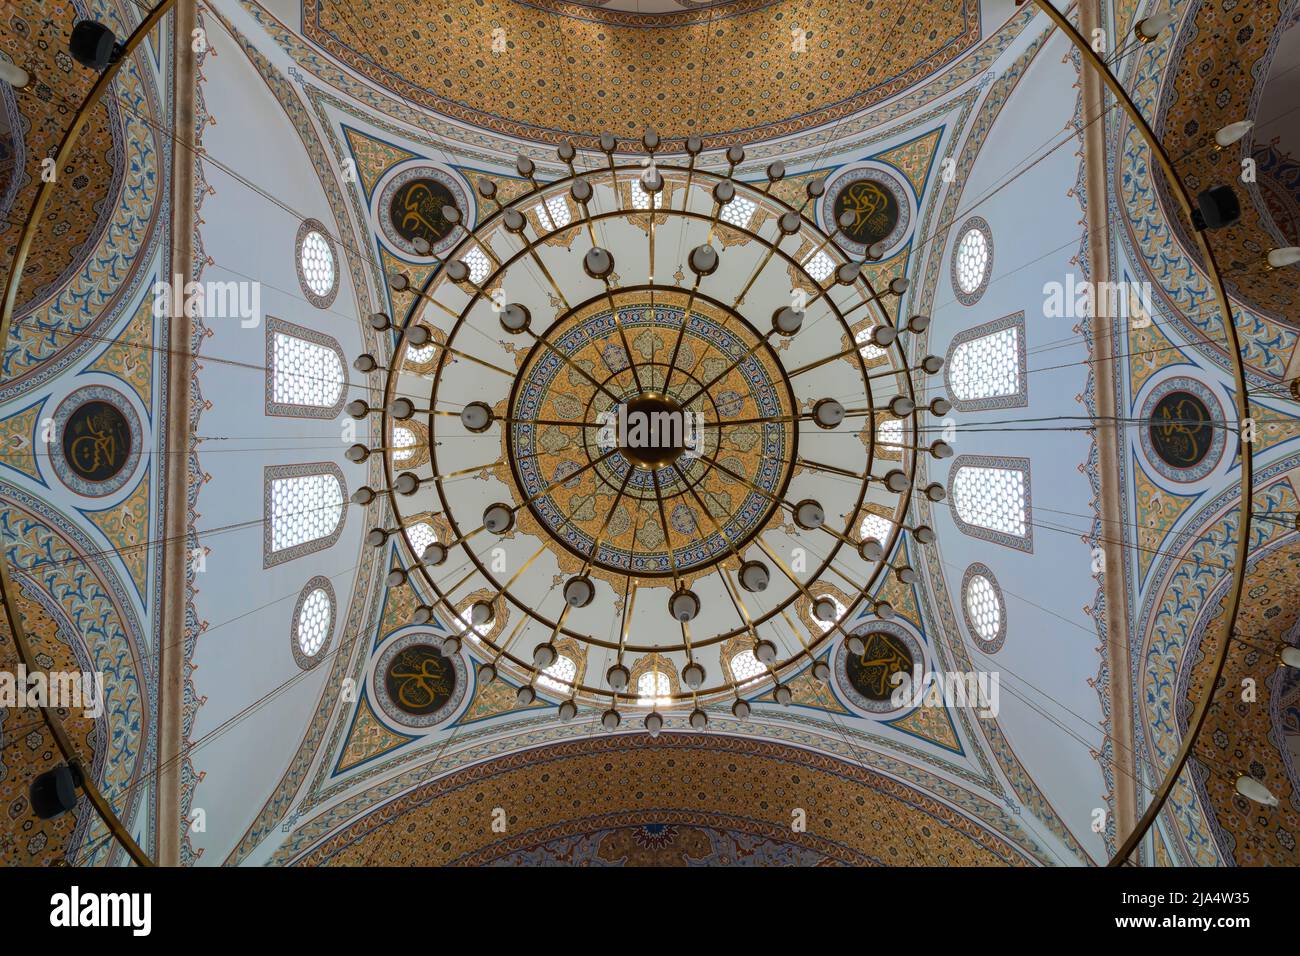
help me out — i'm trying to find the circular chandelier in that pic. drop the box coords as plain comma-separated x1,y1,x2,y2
348,132,951,731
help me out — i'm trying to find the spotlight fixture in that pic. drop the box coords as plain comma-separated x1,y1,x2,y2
606,663,631,691
1191,184,1241,231
483,503,515,534
30,764,83,820
69,20,124,71
681,661,706,688
669,589,701,622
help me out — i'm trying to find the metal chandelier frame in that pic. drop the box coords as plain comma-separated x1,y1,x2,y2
366,144,937,710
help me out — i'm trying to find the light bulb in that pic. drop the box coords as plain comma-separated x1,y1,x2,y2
1214,120,1253,148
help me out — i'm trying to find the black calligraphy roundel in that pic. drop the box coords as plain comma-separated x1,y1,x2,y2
383,643,457,717
388,178,458,247
1148,390,1213,470
832,178,900,246
61,400,133,484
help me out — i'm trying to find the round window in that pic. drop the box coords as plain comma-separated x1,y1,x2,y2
951,216,993,305
296,219,340,308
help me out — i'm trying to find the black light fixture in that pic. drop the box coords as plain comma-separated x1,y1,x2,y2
1192,184,1240,231
30,763,84,820
69,20,125,71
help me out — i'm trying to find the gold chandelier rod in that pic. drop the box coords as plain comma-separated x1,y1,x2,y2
1029,0,1254,868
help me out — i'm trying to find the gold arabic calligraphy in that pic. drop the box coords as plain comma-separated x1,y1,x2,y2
392,181,454,243
388,647,452,713
1152,396,1209,465
66,404,125,479
837,180,896,242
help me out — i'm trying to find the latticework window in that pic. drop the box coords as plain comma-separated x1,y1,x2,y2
877,418,903,448
299,231,335,297
721,195,756,229
949,456,1032,551
267,319,345,418
264,464,346,566
290,576,335,669
860,512,893,544
465,245,491,284
855,327,885,361
296,587,332,656
955,229,988,293
965,575,1000,641
961,563,1006,652
802,249,835,282
728,648,766,686
535,194,572,230
945,314,1027,411
393,425,418,462
405,522,437,559
406,343,438,365
630,175,659,210
950,216,993,305
538,655,577,694
637,669,673,706
296,219,340,309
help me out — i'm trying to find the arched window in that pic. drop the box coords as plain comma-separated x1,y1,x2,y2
405,343,438,366
538,654,577,694
264,463,346,567
945,313,1027,411
405,522,437,560
536,638,585,697
859,512,893,545
877,417,903,448
728,647,766,687
948,455,1032,551
721,194,756,229
855,327,885,361
296,218,340,309
802,248,835,282
534,194,572,230
950,216,993,305
291,576,335,669
393,425,418,462
637,669,672,706
629,653,678,706
961,563,1007,653
265,317,346,418
630,176,659,210
390,420,430,469
464,245,491,284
